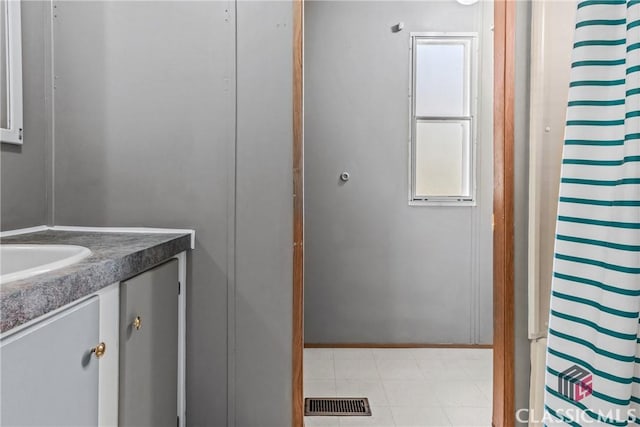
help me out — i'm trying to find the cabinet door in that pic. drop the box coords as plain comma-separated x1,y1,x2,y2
119,259,178,427
0,297,100,426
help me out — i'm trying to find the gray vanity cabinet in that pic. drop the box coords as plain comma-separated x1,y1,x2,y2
0,297,101,427
119,259,179,427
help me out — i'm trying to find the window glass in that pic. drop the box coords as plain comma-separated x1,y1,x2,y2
415,41,468,117
415,120,471,197
410,34,476,204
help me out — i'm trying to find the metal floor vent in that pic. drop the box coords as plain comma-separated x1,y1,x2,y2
304,397,371,416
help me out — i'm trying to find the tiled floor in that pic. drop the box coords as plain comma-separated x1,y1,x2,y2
304,348,492,427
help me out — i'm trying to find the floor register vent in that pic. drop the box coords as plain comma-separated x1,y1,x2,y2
304,397,372,416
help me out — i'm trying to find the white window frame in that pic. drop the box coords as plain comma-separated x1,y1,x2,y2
1,0,23,145
409,32,478,206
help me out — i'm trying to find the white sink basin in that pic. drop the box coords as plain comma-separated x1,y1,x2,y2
0,245,92,284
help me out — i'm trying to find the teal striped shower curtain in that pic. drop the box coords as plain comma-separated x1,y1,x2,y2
544,0,640,425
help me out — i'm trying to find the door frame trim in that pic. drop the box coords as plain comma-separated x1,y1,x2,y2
492,1,516,425
292,1,516,425
292,0,305,425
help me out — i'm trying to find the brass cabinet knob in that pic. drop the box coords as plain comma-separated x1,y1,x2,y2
132,316,142,330
92,342,106,358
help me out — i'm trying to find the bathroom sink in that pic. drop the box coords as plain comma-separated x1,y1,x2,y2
0,245,92,284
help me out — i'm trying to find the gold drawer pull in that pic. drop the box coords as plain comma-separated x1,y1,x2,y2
92,342,106,358
132,316,142,330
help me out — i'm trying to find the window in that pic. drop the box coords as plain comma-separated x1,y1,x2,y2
409,33,477,205
1,0,23,145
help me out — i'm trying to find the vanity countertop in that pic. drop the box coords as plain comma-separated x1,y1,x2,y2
0,229,191,333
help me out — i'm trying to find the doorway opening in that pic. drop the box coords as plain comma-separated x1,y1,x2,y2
293,1,515,425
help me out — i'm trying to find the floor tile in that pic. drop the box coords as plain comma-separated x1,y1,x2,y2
305,380,337,398
411,348,492,362
333,348,375,360
439,349,492,360
410,349,450,360
382,380,440,407
304,348,493,423
460,359,493,381
303,416,340,427
306,359,336,380
415,359,468,381
431,380,491,407
473,380,492,401
391,406,452,427
473,349,493,361
339,406,395,426
306,348,335,360
335,379,389,407
443,406,492,426
376,359,424,380
373,349,416,360
429,359,491,381
335,359,379,380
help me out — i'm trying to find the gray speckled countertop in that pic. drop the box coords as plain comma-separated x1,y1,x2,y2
0,229,191,333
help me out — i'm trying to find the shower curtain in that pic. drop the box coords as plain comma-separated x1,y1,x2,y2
544,0,640,426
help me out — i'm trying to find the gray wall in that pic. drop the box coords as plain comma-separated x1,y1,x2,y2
234,1,293,425
303,1,494,344
50,2,292,426
1,1,51,230
515,0,532,423
51,3,233,424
